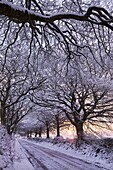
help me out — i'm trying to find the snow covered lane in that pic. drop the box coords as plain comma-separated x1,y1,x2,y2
19,140,106,170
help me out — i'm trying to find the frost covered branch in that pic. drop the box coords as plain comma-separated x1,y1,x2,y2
0,1,113,30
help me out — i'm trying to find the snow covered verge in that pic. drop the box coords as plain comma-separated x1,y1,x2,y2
12,139,34,170
28,136,113,170
0,126,14,169
0,125,34,170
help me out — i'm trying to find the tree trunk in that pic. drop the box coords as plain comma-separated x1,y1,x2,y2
0,105,6,125
27,131,29,137
39,127,42,137
47,126,49,138
29,131,32,137
35,130,38,137
55,115,60,137
46,122,49,138
76,122,84,147
47,127,49,138
6,124,12,135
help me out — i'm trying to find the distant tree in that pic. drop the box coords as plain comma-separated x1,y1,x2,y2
6,99,34,135
36,109,55,139
17,115,44,137
0,49,45,134
31,64,113,145
53,111,68,137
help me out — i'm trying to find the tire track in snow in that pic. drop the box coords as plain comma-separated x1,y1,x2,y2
19,140,108,170
19,140,68,170
22,146,49,170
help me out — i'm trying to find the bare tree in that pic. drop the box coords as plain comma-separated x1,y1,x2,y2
0,0,113,62
30,63,113,145
1,0,113,141
0,48,45,134
36,109,55,139
0,1,112,29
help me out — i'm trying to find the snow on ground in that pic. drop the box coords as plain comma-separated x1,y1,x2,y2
19,139,107,170
12,139,34,170
0,126,113,170
0,126,34,170
0,126,14,169
26,137,113,170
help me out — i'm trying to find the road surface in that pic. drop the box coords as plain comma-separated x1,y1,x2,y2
19,140,107,170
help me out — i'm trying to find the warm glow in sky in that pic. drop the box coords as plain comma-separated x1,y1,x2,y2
60,125,77,139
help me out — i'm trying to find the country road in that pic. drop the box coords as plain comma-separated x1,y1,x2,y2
19,139,107,170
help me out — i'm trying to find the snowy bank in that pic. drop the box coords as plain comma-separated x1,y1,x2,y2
13,139,34,170
28,137,113,170
0,126,34,170
0,126,14,169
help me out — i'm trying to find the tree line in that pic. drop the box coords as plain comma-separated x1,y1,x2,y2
0,0,113,146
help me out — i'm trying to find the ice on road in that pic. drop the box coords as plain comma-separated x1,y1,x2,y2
19,139,107,170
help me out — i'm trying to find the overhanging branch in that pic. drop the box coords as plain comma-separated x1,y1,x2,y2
0,1,113,30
